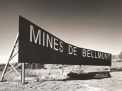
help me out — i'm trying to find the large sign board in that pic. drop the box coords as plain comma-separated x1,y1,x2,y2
19,16,111,66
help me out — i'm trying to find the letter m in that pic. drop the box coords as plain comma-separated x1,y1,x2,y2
30,25,41,45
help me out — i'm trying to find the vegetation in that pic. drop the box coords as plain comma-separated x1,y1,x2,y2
112,51,122,62
118,51,122,59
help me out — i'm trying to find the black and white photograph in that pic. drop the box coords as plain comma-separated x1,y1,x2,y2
0,0,122,91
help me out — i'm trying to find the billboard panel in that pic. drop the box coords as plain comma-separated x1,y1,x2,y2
19,16,111,66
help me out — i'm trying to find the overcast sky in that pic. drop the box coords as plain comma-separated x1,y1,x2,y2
0,0,122,63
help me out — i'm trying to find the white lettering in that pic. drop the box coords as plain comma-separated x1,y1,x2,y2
46,34,53,49
87,50,91,57
59,41,63,52
82,49,86,57
73,47,77,56
54,38,58,51
102,53,104,59
104,54,108,59
30,25,41,45
68,45,73,54
43,32,45,46
98,52,102,59
95,51,98,58
91,51,94,58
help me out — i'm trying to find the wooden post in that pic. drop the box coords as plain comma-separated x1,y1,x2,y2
62,64,64,75
79,65,82,74
109,66,111,72
79,65,84,74
71,65,74,72
21,63,25,84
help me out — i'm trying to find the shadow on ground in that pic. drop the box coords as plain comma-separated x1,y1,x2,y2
39,71,111,82
65,71,111,80
111,67,122,72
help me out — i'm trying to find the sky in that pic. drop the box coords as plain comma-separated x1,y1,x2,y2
0,0,122,63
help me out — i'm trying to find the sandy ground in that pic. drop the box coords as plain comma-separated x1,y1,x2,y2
0,72,122,91
0,62,122,91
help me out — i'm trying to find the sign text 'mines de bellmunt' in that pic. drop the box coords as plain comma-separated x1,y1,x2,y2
19,16,111,66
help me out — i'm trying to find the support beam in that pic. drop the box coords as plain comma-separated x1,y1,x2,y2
0,34,18,82
10,63,21,77
71,65,74,72
79,65,82,73
21,63,25,84
0,61,9,81
4,64,21,77
62,64,64,75
79,65,84,74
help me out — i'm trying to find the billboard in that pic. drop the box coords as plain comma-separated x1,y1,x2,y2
19,16,111,66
